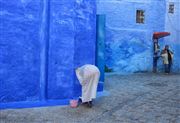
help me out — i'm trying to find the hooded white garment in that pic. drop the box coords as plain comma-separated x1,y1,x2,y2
75,64,100,103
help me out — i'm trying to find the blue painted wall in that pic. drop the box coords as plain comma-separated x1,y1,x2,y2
47,0,75,100
164,0,180,72
0,0,96,108
0,0,42,103
97,0,180,73
73,0,97,97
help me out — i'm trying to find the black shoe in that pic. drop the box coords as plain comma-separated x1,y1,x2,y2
81,102,88,105
87,101,92,108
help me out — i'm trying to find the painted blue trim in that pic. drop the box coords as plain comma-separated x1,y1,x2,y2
45,0,50,100
39,0,49,100
0,99,69,110
97,81,104,91
0,91,105,110
39,0,50,100
96,15,106,83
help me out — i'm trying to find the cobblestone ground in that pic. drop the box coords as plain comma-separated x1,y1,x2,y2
0,73,180,123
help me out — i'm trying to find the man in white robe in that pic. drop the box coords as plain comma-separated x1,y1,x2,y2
75,64,100,108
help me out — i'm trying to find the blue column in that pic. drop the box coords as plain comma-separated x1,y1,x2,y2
39,0,50,100
96,14,106,91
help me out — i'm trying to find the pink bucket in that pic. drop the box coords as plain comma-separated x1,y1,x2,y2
70,100,78,108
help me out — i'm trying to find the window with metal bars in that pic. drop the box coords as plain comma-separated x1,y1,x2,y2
136,10,145,24
169,3,174,14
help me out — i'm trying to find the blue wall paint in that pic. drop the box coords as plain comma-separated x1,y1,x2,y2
73,0,97,97
97,0,180,73
164,0,180,72
0,0,42,103
47,0,75,100
0,0,96,108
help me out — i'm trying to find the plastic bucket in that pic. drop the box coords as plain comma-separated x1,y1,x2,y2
70,100,78,108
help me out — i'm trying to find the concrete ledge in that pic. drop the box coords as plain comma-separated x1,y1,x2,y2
0,90,107,110
0,99,69,110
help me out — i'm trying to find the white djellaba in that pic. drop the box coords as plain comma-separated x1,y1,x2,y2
75,64,100,103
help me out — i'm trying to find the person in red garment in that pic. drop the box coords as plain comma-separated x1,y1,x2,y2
75,64,100,108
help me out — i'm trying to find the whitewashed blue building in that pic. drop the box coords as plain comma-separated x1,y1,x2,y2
0,0,179,109
97,0,180,73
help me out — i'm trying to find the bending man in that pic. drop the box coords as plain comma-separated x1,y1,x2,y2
75,64,100,108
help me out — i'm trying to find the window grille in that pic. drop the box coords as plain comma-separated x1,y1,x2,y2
169,3,174,14
136,10,145,24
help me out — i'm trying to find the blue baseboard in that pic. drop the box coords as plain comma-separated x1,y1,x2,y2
0,84,104,110
0,99,70,110
97,81,104,91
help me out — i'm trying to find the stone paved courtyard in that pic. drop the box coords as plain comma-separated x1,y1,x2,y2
0,73,180,123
